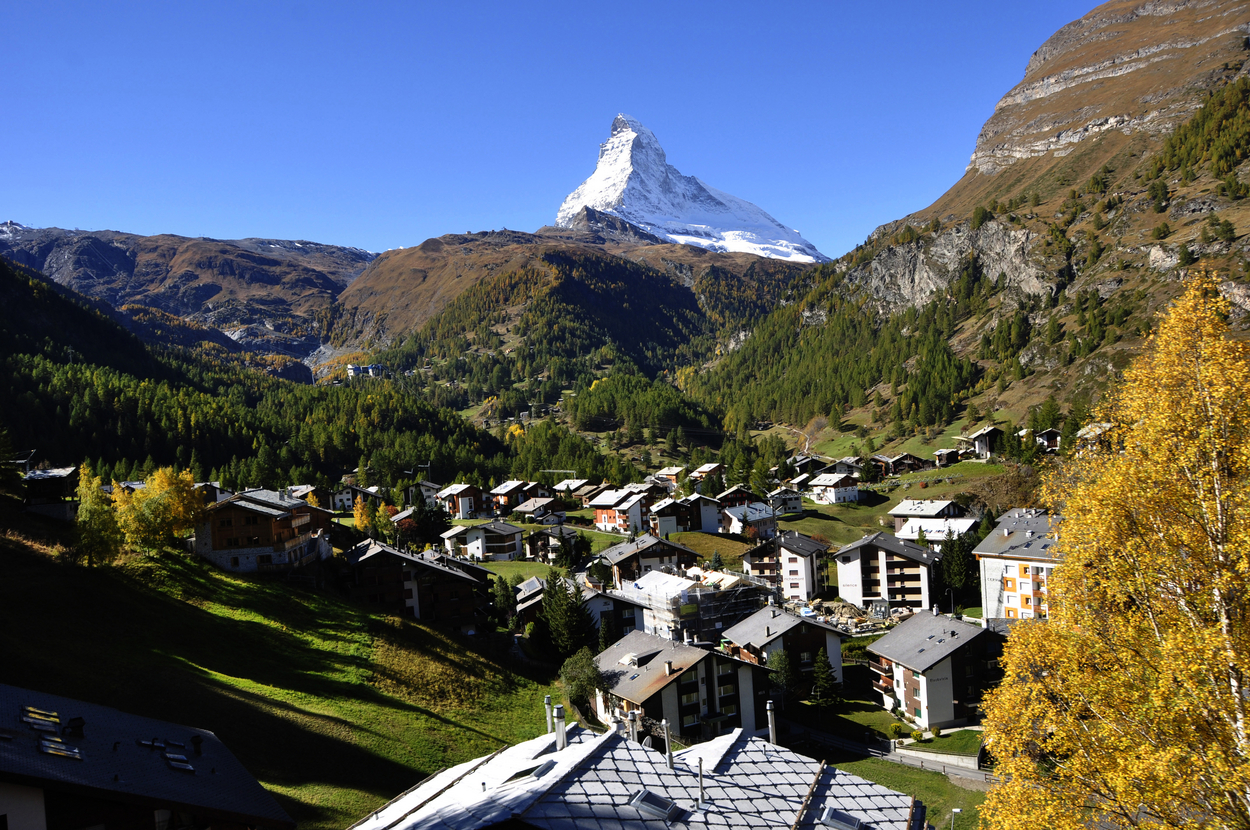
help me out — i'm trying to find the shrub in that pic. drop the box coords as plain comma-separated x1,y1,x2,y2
1152,223,1171,240
1178,244,1197,266
888,723,906,739
911,729,925,743
971,206,991,230
931,725,942,739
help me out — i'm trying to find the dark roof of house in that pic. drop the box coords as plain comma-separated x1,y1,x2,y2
22,467,76,481
235,488,330,514
346,541,484,583
777,531,829,558
723,502,776,523
477,521,523,536
207,497,288,518
349,724,922,830
0,684,293,829
601,534,697,566
595,630,713,704
721,606,840,650
868,612,987,673
527,525,580,541
834,532,940,566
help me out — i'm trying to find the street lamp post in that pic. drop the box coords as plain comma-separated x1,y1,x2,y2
951,807,962,830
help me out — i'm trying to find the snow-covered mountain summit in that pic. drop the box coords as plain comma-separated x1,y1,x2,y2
556,115,828,263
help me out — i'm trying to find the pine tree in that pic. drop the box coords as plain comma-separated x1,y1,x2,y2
537,569,594,660
768,648,800,705
810,647,839,708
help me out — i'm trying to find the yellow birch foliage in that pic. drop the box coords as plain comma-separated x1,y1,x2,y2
111,467,203,552
981,274,1250,830
353,495,371,534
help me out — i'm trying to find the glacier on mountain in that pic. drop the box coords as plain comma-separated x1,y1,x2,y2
556,115,828,264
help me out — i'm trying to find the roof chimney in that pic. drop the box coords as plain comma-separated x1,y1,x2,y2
772,609,779,618
932,605,939,616
628,710,639,743
553,704,567,750
767,700,777,744
662,719,673,769
544,695,553,734
765,625,770,637
664,660,674,676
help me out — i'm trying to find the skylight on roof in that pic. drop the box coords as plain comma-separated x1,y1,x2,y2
503,760,555,785
820,807,863,830
628,788,681,820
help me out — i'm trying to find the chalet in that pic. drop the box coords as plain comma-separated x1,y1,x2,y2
647,493,720,536
524,525,581,563
1034,427,1063,452
577,482,615,508
888,452,929,473
933,448,960,468
868,454,895,476
789,472,812,490
332,482,384,511
687,462,725,490
897,517,978,552
786,454,826,478
440,520,524,561
193,488,333,573
722,502,777,539
974,507,1061,621
594,630,767,742
21,467,78,521
551,478,589,494
0,683,293,830
868,609,1003,730
888,498,964,532
721,606,843,681
715,485,759,510
831,456,863,477
513,496,566,524
654,465,685,486
436,483,489,519
490,480,531,512
401,479,441,507
591,489,647,534
808,473,859,505
834,532,942,614
515,574,613,629
602,534,699,586
351,716,924,830
966,425,1003,459
741,531,829,602
767,486,802,517
345,540,490,628
194,480,233,505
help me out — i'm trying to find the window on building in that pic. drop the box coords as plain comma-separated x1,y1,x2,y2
219,518,233,527
258,554,272,565
403,588,413,599
720,704,737,716
680,668,698,685
226,537,239,547
680,691,699,706
621,607,635,618
800,652,813,665
788,557,798,563
841,555,851,564
790,583,799,589
718,683,735,698
789,570,798,576
718,662,734,677
682,714,700,728
915,708,922,717
230,557,239,567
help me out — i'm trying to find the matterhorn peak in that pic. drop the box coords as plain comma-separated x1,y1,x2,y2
557,114,828,264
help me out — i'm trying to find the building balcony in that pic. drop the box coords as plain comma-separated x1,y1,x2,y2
868,659,891,676
290,513,311,529
872,677,895,696
274,532,312,553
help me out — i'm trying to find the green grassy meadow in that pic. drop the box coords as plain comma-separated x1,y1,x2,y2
0,502,559,830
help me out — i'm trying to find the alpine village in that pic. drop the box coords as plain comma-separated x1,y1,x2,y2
3,3,1250,830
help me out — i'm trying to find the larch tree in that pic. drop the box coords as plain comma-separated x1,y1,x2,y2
111,467,203,552
981,275,1250,830
352,495,372,537
75,465,123,566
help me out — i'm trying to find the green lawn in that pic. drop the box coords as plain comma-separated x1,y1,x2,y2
831,755,987,830
669,531,753,570
905,729,983,757
484,560,564,582
961,606,984,620
0,503,560,830
791,664,909,740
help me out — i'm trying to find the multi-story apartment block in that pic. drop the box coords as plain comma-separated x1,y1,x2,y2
974,507,1061,621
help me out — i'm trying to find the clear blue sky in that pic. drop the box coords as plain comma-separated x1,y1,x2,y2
5,1,1096,259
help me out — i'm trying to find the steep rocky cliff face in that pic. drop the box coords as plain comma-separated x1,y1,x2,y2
969,0,1250,176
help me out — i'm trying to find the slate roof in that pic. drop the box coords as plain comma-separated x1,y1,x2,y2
350,724,921,830
207,496,288,518
438,483,478,498
602,534,696,566
972,507,1060,561
868,611,987,673
0,683,292,829
721,606,825,650
596,630,714,705
777,530,828,558
897,518,978,542
22,467,76,481
346,541,487,583
656,466,685,477
491,480,529,496
968,425,1003,439
835,532,940,566
478,521,524,536
553,478,590,492
809,473,855,488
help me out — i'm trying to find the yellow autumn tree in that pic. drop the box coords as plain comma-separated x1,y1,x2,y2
353,495,372,536
111,467,204,552
981,274,1250,830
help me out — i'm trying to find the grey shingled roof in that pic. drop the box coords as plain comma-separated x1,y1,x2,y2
0,684,292,829
835,532,939,566
972,507,1061,561
721,606,841,651
595,631,711,705
601,534,695,566
868,612,987,673
350,725,920,830
777,530,828,558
